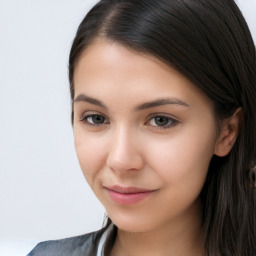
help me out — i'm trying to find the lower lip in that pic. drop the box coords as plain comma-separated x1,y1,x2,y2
107,189,153,205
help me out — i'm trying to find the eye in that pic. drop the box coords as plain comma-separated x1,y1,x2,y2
148,115,178,128
81,114,108,126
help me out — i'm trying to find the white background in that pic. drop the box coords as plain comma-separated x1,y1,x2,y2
0,0,255,246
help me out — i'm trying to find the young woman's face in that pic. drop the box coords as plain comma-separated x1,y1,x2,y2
73,40,219,233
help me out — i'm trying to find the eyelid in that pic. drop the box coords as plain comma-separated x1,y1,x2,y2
80,111,109,126
145,113,180,129
78,111,180,129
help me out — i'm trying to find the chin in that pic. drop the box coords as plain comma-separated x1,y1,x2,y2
108,212,158,233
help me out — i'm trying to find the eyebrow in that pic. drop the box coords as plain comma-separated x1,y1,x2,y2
74,93,189,110
135,98,189,111
74,94,107,109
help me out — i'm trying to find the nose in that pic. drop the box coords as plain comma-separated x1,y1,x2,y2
106,126,144,173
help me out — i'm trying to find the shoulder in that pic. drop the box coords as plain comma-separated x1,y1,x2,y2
27,230,101,256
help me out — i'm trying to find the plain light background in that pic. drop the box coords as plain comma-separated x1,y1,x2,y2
0,0,255,243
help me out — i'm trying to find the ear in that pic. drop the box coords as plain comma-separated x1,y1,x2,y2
214,108,242,157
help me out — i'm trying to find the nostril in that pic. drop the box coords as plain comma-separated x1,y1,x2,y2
107,148,144,173
106,128,144,172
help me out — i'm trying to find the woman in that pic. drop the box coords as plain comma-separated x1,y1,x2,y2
28,0,256,255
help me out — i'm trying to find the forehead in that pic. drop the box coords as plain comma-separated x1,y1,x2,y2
73,40,212,111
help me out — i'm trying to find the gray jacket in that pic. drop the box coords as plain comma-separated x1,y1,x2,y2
27,230,99,256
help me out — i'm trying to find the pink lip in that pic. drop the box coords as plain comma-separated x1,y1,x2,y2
105,185,155,205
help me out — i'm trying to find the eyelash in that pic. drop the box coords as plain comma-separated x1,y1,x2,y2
146,114,178,129
80,113,179,129
80,114,109,126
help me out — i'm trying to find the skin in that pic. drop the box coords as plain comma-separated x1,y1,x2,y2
72,40,239,256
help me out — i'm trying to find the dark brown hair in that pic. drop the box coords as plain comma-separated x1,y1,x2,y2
69,0,256,255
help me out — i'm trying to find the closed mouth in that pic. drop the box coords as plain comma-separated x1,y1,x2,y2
104,185,157,205
105,185,155,194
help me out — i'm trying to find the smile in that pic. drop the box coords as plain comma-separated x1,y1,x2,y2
105,185,156,205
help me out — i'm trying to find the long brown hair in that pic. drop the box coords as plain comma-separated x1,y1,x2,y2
69,0,256,255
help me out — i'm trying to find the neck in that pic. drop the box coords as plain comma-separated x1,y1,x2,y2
110,200,205,256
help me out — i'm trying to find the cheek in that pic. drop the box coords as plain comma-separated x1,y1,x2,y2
74,129,107,185
144,125,216,184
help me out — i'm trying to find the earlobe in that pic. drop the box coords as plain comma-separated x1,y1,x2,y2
214,108,242,157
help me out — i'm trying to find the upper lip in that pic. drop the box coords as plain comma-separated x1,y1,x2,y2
105,185,155,194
